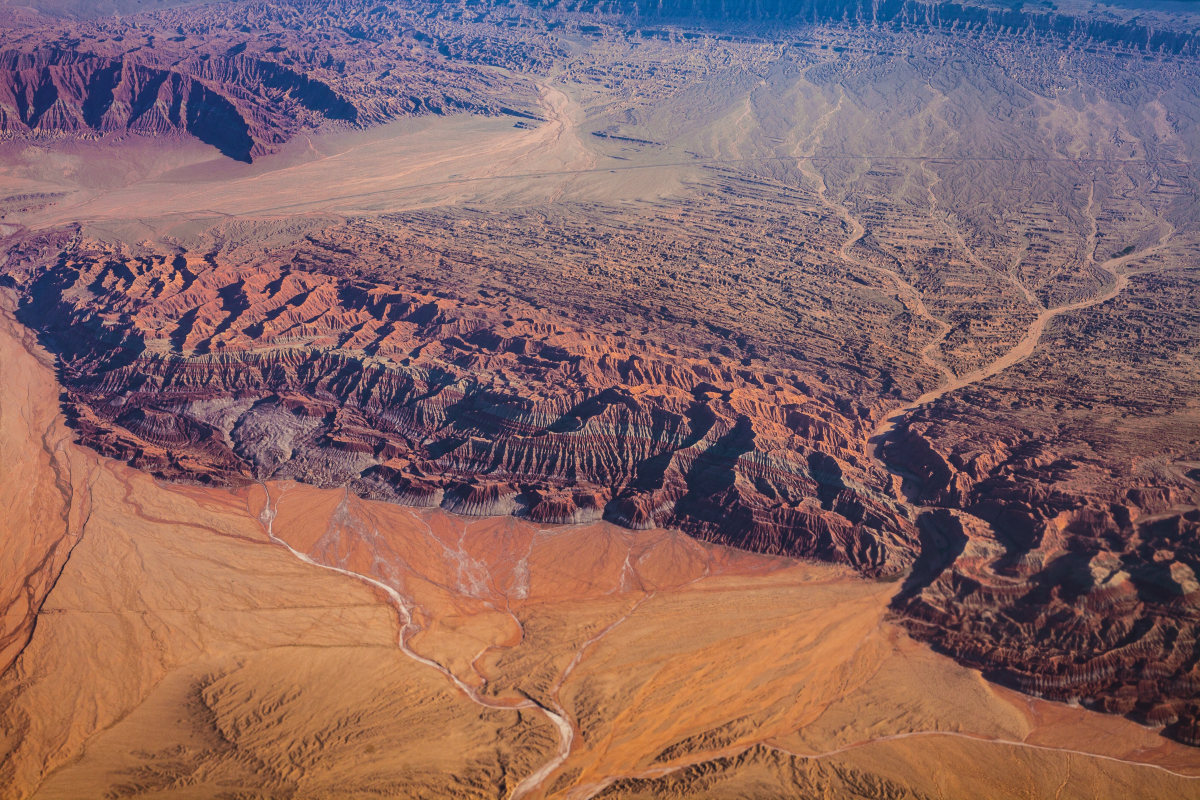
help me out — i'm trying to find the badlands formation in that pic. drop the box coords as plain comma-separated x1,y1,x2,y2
1,0,1199,796
3,291,1200,798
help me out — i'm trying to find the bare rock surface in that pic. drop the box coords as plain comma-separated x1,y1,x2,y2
2,300,1199,799
1,0,1200,772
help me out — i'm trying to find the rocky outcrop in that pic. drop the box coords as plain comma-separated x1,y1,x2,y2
0,0,557,160
896,498,1200,744
0,49,361,161
886,368,1200,742
3,236,915,575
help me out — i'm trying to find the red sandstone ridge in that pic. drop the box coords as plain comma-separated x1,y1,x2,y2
0,49,356,162
884,265,1200,743
0,2,547,161
2,234,915,575
6,291,1197,800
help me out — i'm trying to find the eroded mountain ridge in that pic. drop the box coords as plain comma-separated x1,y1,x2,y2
2,0,1200,753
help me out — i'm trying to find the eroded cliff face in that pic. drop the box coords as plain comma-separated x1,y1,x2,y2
0,50,360,161
886,264,1200,743
0,2,547,161
3,235,914,575
898,503,1200,742
5,294,1200,800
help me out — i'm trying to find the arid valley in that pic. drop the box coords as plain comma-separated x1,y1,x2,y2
1,0,1199,797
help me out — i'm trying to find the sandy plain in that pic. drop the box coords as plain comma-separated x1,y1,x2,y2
0,73,693,237
3,283,1200,797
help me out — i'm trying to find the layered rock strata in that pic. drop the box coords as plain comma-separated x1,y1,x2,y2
3,235,914,575
888,263,1200,742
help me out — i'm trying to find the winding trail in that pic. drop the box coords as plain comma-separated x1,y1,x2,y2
795,158,956,395
570,727,1200,800
256,483,575,800
795,156,1186,543
866,156,1183,453
255,483,699,799
792,157,1184,463
868,225,1178,447
763,730,1200,779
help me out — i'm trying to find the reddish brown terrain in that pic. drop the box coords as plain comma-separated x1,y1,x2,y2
4,289,1200,799
0,2,543,160
2,0,1200,796
3,231,915,573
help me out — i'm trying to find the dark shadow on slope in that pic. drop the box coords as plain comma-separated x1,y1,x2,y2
891,508,967,604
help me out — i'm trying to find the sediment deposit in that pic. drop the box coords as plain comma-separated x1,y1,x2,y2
2,0,1199,791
